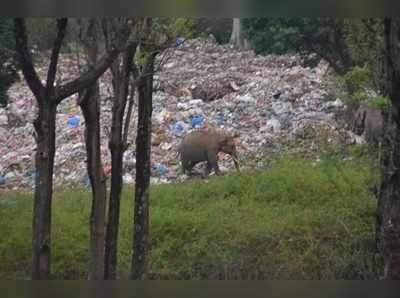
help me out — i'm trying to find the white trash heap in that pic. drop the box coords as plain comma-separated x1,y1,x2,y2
0,36,357,191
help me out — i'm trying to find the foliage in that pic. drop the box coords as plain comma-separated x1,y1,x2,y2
166,18,196,39
343,66,372,94
341,67,390,112
192,18,232,44
367,95,392,112
0,153,380,279
345,19,383,73
243,18,382,75
0,19,17,107
243,18,300,55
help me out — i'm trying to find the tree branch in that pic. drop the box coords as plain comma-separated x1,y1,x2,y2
46,18,68,96
14,18,45,101
55,18,132,103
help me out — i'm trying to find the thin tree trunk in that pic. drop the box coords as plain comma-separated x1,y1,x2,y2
15,18,67,279
130,52,157,280
31,101,57,279
79,85,107,280
14,17,131,279
230,18,248,50
104,43,137,279
377,18,400,279
79,19,107,280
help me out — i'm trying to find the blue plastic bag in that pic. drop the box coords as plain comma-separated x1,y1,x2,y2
170,122,185,136
189,115,204,128
175,37,185,47
0,175,6,185
67,116,79,127
153,164,168,175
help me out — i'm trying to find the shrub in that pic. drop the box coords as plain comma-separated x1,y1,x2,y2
367,95,392,111
343,66,371,95
167,18,196,39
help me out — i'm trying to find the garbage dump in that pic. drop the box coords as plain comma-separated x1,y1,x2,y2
0,36,357,191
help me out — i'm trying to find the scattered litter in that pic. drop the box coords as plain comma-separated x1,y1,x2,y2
153,163,169,175
189,115,204,128
175,37,185,47
169,122,185,136
67,116,79,127
0,36,354,190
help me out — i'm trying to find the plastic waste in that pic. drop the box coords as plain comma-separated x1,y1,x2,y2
170,122,185,136
189,115,204,128
215,113,225,125
175,37,185,47
153,163,169,175
24,169,36,185
67,116,79,127
0,175,6,185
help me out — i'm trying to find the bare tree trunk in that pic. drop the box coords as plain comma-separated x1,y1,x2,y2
78,19,107,280
31,101,57,279
104,42,137,279
377,18,400,279
130,52,157,280
230,18,248,50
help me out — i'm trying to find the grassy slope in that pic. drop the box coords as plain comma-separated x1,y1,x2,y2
0,155,381,279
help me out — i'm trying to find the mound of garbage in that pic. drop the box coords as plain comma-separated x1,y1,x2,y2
0,36,358,191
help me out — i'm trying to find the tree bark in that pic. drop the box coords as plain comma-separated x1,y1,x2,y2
31,101,57,279
104,42,137,279
78,19,107,280
14,17,131,279
14,18,67,280
377,18,400,279
230,18,248,50
130,52,157,280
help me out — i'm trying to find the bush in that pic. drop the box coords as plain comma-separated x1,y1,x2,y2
343,66,372,94
192,18,232,44
0,19,18,107
367,95,391,111
167,18,196,39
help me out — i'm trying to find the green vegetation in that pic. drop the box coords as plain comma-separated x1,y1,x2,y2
343,66,372,95
0,19,18,107
0,153,380,279
243,18,382,75
367,95,392,112
340,66,391,112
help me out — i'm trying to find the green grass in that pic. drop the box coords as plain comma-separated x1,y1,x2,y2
0,154,381,279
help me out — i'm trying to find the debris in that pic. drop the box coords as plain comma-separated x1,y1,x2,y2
189,115,205,128
175,37,185,47
0,37,354,190
67,116,79,127
153,163,169,175
169,122,186,136
230,81,240,91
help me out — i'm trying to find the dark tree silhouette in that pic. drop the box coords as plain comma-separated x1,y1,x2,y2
14,17,131,279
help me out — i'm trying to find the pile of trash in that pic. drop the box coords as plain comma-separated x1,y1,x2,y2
0,36,358,191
